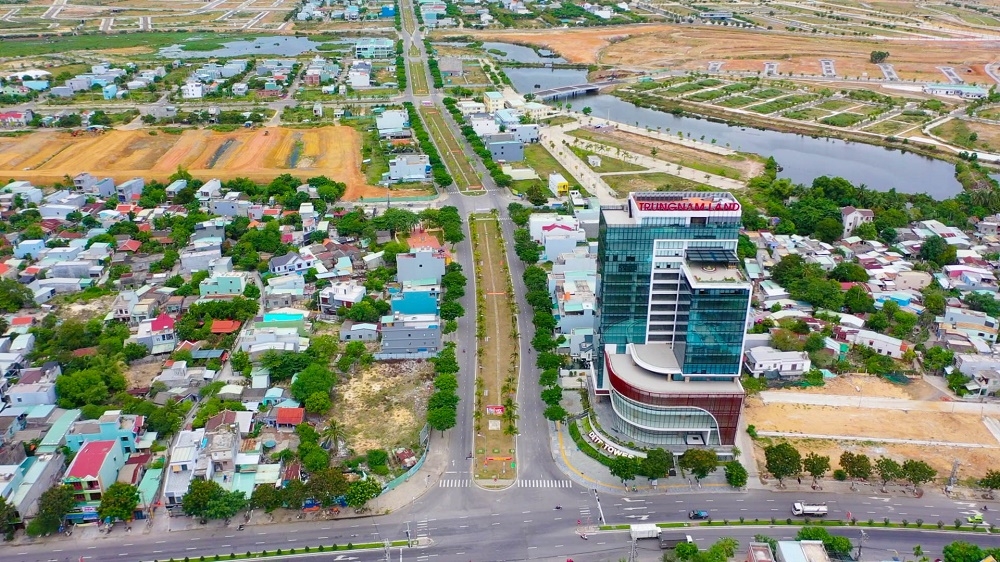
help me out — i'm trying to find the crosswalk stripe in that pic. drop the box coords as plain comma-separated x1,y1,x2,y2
515,479,573,488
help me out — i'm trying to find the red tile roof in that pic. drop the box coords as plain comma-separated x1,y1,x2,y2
275,407,305,426
118,239,141,252
66,440,117,480
150,313,175,332
210,320,241,334
10,316,33,326
138,223,151,232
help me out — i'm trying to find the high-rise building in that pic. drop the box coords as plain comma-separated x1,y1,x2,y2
595,192,751,447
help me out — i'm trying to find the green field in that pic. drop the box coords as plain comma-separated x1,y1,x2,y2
409,61,429,95
749,95,817,114
420,107,480,191
783,108,829,121
512,144,572,195
603,172,715,196
820,112,866,127
716,96,758,108
816,99,853,111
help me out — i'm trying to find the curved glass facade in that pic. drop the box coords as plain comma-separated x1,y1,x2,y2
607,366,744,445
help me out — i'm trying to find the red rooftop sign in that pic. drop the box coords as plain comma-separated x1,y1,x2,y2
635,201,740,212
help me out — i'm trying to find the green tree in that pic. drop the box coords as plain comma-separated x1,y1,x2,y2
981,470,1000,495
543,404,568,421
345,478,382,508
802,452,831,484
724,461,748,488
0,278,33,312
427,406,457,436
305,391,332,414
875,456,902,489
764,443,801,486
840,451,873,482
250,484,283,513
813,217,844,243
524,183,548,206
97,482,140,523
640,448,672,480
679,449,719,481
27,485,75,536
844,285,875,314
0,496,15,540
829,262,870,282
864,312,890,332
205,490,247,521
869,50,890,63
608,455,640,485
243,283,261,299
122,342,149,363
919,235,957,268
942,542,986,562
923,346,955,374
307,467,349,507
852,221,878,240
182,479,226,519
901,459,937,489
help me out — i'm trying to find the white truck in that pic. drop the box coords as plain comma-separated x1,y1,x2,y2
660,534,695,550
791,502,829,517
629,524,661,540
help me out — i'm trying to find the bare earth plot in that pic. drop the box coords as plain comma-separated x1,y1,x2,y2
746,376,1000,479
0,127,424,201
459,25,999,84
334,360,433,453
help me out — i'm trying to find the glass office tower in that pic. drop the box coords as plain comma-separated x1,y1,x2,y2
595,192,751,446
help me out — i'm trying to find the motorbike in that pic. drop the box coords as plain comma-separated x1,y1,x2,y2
555,506,562,510
580,534,588,540
238,525,245,531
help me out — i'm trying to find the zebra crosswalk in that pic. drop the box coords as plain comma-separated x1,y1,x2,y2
437,478,574,488
438,479,471,488
517,479,574,488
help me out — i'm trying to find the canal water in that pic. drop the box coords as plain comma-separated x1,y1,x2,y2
499,64,963,198
158,36,348,58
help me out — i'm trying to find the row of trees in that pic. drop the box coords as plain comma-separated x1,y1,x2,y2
427,344,460,435
403,102,453,187
442,97,515,189
763,443,938,490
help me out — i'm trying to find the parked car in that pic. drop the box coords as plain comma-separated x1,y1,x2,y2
688,510,709,520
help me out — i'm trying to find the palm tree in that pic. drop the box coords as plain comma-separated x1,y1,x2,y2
321,421,344,453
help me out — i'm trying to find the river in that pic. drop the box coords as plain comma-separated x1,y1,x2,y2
498,64,963,198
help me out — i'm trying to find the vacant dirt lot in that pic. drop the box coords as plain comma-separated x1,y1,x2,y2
0,127,419,201
787,373,944,401
460,26,999,84
334,360,433,454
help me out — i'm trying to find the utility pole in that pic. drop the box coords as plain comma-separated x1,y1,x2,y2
627,537,638,562
856,530,868,561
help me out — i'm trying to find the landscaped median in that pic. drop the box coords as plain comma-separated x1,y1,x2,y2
598,518,995,533
149,540,411,561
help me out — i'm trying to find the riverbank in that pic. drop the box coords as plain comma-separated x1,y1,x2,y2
614,89,962,168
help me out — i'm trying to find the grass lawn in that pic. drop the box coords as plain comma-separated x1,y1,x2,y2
715,95,758,108
472,216,518,483
820,112,866,127
569,146,646,172
816,99,853,111
749,88,788,99
862,120,909,135
420,107,479,190
603,172,716,196
520,143,574,194
541,115,576,126
932,118,1000,151
409,61,429,95
749,95,817,114
783,108,829,121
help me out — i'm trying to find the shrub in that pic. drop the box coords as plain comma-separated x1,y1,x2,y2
770,517,776,524
954,519,962,529
915,519,923,528
937,521,944,529
901,520,908,527
883,518,890,526
347,543,354,549
833,469,847,481
867,519,874,526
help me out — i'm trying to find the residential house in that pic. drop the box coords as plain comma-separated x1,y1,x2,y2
162,429,205,510
269,251,316,275
842,206,875,238
551,272,596,334
13,240,45,259
318,281,366,314
238,326,309,358
484,134,523,162
470,114,500,136
181,82,204,99
390,282,440,315
743,347,811,378
484,91,505,113
379,313,441,356
116,178,144,204
375,109,409,138
129,313,176,354
196,179,222,203
339,320,378,342
0,110,34,128
387,155,431,183
63,440,126,522
396,249,446,284
66,410,148,455
834,326,909,359
439,57,464,76
6,380,56,406
199,271,251,297
180,248,222,272
548,173,569,197
354,38,394,59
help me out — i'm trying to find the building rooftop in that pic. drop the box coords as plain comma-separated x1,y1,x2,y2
607,344,745,393
66,440,116,479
